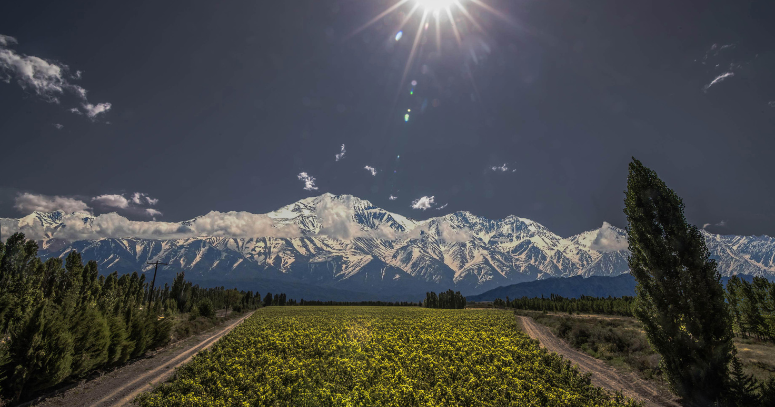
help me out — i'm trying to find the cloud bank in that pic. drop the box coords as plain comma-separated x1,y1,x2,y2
14,193,91,214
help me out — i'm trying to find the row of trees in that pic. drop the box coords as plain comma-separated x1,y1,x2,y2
297,300,421,306
0,233,263,403
423,290,467,309
505,294,636,316
727,276,775,342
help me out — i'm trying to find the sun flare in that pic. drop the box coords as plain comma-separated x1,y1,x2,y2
416,0,458,11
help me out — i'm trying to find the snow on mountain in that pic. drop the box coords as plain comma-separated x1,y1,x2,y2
1,193,774,296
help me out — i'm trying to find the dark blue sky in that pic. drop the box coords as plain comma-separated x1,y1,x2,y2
1,0,774,237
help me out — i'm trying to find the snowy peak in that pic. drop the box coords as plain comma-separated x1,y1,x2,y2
570,222,629,253
2,193,774,297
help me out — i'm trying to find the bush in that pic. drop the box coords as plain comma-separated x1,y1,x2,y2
197,299,215,319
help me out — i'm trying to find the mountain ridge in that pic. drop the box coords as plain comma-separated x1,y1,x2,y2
1,193,774,299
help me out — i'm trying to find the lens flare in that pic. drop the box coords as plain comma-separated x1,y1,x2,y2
395,31,403,41
416,0,455,11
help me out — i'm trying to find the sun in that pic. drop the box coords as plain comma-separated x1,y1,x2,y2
416,0,457,11
345,0,516,120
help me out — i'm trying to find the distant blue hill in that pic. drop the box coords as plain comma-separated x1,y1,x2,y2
467,274,765,302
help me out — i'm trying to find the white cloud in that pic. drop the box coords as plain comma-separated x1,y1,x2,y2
314,195,398,240
81,102,111,119
411,196,435,210
0,35,16,47
335,144,346,161
364,165,377,176
69,107,82,115
491,163,508,172
389,195,398,200
131,192,158,206
14,192,91,214
53,123,63,130
145,208,163,217
703,72,734,92
589,222,628,252
0,34,110,118
92,194,130,209
436,203,448,210
297,172,318,191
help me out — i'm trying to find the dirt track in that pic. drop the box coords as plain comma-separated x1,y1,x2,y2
32,311,254,407
516,315,681,407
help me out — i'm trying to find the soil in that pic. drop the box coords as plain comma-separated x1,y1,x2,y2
29,311,255,407
516,315,681,407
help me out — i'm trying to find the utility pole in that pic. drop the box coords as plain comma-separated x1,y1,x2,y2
146,260,168,307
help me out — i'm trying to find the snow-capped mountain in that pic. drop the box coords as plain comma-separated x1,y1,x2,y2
1,193,773,298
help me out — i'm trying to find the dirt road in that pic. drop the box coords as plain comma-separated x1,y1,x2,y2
32,311,255,407
516,315,681,407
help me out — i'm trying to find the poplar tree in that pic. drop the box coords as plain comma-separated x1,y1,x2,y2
623,158,734,405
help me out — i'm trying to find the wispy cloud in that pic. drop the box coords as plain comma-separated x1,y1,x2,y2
490,163,509,172
335,144,346,161
769,101,775,108
410,196,435,210
92,194,130,209
14,192,91,214
436,203,448,210
703,72,734,92
0,34,110,118
297,172,318,191
389,195,398,200
145,208,163,217
702,220,726,229
364,165,377,176
53,123,63,130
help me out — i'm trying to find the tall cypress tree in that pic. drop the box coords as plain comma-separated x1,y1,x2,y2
623,158,734,405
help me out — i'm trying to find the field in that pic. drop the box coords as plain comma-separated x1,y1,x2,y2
138,307,638,406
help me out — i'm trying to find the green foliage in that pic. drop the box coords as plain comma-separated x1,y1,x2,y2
727,276,775,342
726,349,761,406
197,298,215,318
0,233,264,402
424,289,466,309
623,158,735,405
508,294,635,317
70,307,110,377
138,307,641,406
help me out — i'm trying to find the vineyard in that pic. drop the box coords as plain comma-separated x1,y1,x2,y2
138,307,638,406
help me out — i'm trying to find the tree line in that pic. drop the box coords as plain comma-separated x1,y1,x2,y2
423,289,467,309
506,294,635,317
297,300,421,306
0,233,267,403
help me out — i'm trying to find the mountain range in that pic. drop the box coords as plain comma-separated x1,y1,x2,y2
1,193,774,300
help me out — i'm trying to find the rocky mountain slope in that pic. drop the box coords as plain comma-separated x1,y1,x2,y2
2,193,773,298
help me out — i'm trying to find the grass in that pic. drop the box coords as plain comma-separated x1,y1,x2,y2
516,310,775,383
